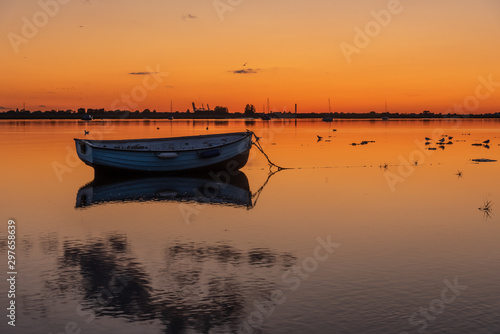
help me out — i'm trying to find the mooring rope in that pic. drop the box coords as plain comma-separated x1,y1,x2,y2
250,168,281,208
251,133,291,171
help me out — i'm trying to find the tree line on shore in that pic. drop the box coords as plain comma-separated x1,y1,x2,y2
1,106,499,119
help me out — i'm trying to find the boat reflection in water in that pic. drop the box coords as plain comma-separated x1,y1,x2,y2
75,171,253,209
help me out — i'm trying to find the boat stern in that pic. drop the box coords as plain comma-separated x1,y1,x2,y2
74,139,93,166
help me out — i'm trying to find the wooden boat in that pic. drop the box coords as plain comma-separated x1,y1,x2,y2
74,131,253,173
75,172,252,208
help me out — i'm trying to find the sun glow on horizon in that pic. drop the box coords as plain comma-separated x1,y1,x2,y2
1,0,499,114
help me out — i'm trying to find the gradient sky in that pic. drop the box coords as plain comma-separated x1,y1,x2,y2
1,0,500,113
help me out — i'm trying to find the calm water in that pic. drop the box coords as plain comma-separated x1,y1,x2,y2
0,119,499,334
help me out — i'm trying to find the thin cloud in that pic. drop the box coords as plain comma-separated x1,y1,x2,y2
0,106,12,110
38,105,47,107
182,14,197,20
129,72,158,75
233,68,259,74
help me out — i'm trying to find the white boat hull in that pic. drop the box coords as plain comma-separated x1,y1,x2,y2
74,131,253,173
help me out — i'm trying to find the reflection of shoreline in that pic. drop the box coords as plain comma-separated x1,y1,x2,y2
75,172,252,209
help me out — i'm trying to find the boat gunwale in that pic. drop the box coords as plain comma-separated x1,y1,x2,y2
74,131,253,153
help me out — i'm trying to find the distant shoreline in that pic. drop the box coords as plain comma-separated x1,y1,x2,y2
1,110,500,120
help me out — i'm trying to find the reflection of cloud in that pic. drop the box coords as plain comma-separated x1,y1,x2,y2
129,72,158,75
54,234,156,320
159,242,296,331
233,68,259,74
38,234,296,333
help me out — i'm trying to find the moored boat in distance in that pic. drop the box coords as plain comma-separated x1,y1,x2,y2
74,131,253,174
81,114,93,121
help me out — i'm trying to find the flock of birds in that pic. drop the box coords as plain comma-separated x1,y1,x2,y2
423,135,492,151
424,135,454,150
314,131,495,151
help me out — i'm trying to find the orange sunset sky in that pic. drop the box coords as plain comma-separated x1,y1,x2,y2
1,0,500,113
